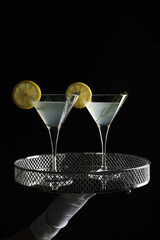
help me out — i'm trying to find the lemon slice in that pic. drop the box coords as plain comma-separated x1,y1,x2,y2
66,82,92,108
12,80,41,109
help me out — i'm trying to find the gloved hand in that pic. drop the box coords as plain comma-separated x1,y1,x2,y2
31,193,95,240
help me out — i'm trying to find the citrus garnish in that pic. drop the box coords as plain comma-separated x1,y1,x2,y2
66,82,92,108
12,80,41,109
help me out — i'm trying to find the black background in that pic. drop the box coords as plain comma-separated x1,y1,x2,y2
2,1,159,239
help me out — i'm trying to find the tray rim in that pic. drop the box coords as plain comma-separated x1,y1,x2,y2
14,152,151,174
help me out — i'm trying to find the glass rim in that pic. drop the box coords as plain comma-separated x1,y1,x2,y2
91,93,129,96
40,93,79,96
31,93,79,103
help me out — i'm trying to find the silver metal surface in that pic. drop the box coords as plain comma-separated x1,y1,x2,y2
14,152,150,193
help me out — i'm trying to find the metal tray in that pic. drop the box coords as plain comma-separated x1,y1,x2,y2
14,152,150,193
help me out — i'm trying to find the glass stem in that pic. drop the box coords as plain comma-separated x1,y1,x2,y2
48,126,60,172
98,124,110,171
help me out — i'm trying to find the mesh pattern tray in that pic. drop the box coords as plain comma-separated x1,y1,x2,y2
14,152,150,193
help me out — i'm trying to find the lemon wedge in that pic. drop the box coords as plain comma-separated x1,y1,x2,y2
12,80,41,109
66,82,92,108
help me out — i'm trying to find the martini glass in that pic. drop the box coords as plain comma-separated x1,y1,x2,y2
32,94,79,189
85,94,128,173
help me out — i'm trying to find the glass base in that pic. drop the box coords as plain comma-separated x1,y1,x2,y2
44,174,73,190
88,168,122,190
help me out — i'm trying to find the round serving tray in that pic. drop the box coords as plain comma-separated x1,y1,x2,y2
14,152,150,193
